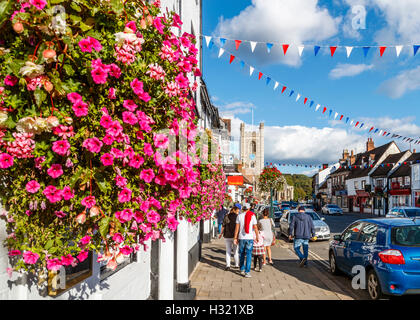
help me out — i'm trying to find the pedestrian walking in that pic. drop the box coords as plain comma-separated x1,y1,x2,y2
252,222,265,272
234,203,260,278
288,206,316,267
219,206,240,271
214,205,228,235
259,208,275,265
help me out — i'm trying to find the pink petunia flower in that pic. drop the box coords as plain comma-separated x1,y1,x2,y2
81,196,96,209
72,100,89,117
153,17,165,34
52,140,71,156
123,100,138,112
47,258,62,271
77,250,89,262
61,254,74,266
125,21,137,32
100,153,114,166
91,66,108,84
62,186,75,200
23,251,39,265
120,245,133,256
67,92,82,104
55,211,67,218
29,0,47,10
115,209,133,223
4,75,18,86
47,164,63,179
0,153,14,169
153,133,169,149
43,185,63,203
143,143,154,157
112,233,124,244
122,111,138,125
146,210,161,224
115,175,127,188
80,235,91,246
108,64,121,78
82,137,103,153
140,168,155,183
26,180,40,193
128,154,144,169
8,250,21,256
118,188,132,203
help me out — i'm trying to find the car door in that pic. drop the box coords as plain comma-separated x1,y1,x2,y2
335,221,364,273
351,223,378,270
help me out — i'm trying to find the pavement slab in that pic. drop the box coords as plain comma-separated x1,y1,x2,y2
190,238,356,300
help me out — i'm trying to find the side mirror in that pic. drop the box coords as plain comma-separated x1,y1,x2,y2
333,234,341,241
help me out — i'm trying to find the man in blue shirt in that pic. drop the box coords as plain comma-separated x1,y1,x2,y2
289,206,315,267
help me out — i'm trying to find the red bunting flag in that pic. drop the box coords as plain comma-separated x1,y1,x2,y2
340,115,343,121
322,107,327,113
235,40,242,50
281,86,287,93
229,55,235,64
383,131,387,136
330,46,337,57
355,121,359,127
304,97,308,104
258,72,263,80
379,46,387,57
369,127,374,132
282,44,289,55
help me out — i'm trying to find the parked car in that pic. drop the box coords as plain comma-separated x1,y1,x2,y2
329,218,420,300
279,209,331,241
386,207,420,218
273,210,284,224
322,204,343,215
301,204,315,211
279,204,291,212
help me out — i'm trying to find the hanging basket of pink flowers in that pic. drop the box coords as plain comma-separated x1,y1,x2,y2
0,0,225,277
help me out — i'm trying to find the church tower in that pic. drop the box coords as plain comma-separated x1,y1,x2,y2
240,122,265,178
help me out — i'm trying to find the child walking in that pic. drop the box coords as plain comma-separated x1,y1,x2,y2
252,222,265,272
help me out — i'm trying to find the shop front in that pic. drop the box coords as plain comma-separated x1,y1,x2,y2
389,188,411,207
354,190,372,213
414,191,420,208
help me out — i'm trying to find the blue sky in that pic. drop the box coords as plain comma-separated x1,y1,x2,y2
201,0,420,175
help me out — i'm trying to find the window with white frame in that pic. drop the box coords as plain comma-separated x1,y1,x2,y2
404,176,410,187
354,181,359,190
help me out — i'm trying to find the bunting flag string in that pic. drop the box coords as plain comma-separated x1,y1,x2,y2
207,42,420,145
202,35,420,58
274,159,420,171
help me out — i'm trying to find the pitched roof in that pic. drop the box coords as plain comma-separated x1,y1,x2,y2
370,151,409,177
389,153,420,178
347,142,395,180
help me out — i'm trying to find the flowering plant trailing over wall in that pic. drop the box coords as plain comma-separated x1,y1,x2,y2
0,0,225,274
258,163,285,193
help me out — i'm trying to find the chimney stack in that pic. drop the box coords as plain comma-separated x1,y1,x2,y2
350,150,356,165
366,138,375,152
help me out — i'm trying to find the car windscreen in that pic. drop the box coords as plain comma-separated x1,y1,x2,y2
404,209,420,217
392,226,420,247
328,205,339,208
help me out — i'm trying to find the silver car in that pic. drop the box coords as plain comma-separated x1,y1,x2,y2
321,204,343,215
386,206,420,218
279,209,331,241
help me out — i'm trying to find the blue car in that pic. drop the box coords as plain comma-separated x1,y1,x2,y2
329,218,420,300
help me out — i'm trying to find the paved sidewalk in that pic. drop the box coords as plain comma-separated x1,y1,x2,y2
190,238,355,300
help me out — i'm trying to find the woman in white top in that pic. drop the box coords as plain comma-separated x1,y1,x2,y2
258,208,275,265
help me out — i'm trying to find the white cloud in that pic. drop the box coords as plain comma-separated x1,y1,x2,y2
264,125,365,164
378,66,420,98
217,101,255,117
357,116,420,137
213,0,341,67
370,0,420,44
329,63,374,79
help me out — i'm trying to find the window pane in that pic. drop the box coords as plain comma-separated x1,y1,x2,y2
342,222,364,241
359,224,378,243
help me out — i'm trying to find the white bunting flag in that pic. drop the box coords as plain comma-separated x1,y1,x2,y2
249,66,255,76
315,104,321,111
334,112,338,120
378,130,383,136
205,36,212,48
296,93,301,102
350,120,354,126
274,81,279,90
250,41,257,53
218,48,224,58
395,45,403,57
298,45,304,57
345,46,353,58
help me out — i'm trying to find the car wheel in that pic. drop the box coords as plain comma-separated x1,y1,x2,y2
367,270,384,300
329,251,341,275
